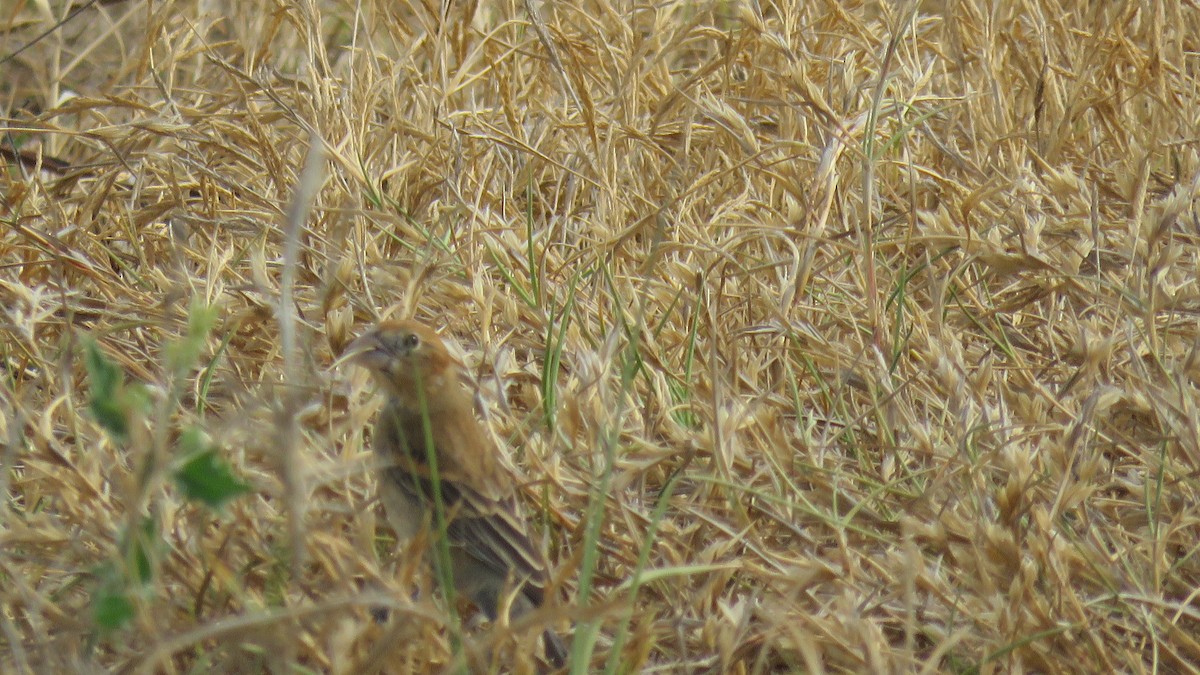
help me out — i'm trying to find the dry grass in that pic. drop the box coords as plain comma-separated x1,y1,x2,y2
4,0,1200,672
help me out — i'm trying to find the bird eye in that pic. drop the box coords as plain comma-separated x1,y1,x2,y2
402,333,420,350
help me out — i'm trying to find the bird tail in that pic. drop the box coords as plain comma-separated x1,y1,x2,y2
543,629,568,669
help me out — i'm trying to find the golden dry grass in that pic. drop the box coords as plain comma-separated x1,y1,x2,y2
4,0,1200,672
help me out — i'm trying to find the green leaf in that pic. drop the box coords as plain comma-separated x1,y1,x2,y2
85,340,121,396
89,396,130,440
85,341,129,440
92,588,135,632
166,301,218,375
178,425,210,455
127,515,159,586
174,440,251,510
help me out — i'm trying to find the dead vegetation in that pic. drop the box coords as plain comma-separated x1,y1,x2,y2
3,0,1200,672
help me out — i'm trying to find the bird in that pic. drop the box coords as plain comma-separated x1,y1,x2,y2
340,319,568,668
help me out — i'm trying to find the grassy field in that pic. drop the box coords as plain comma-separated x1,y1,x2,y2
3,0,1200,672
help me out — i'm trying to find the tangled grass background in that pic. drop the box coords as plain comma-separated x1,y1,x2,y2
3,1,1199,672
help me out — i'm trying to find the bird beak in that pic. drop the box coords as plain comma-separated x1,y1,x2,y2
333,331,389,370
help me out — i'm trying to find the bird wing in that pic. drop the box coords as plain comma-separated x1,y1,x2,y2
377,404,551,603
443,482,550,598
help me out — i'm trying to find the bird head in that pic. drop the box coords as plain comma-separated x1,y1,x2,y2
338,320,462,409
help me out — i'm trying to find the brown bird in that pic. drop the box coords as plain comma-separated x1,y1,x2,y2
341,320,568,668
